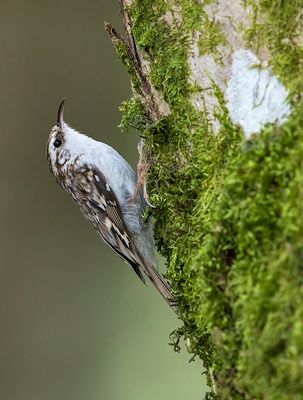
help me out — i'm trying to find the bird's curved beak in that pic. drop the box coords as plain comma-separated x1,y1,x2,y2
56,98,66,129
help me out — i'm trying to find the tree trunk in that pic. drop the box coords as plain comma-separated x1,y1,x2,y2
106,1,303,399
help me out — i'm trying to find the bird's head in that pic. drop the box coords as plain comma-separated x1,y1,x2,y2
47,99,89,181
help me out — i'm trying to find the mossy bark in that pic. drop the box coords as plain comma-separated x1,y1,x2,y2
107,1,303,399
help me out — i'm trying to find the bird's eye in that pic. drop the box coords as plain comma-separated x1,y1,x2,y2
53,138,62,148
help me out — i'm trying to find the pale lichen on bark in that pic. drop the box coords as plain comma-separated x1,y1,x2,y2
226,49,291,136
188,0,292,137
189,0,253,133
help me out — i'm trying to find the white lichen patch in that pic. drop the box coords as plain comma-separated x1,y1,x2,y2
188,0,291,138
188,0,253,134
226,49,291,137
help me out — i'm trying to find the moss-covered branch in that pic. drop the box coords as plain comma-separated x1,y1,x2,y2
107,1,303,398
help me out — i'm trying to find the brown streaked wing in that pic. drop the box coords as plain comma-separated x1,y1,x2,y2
74,165,147,284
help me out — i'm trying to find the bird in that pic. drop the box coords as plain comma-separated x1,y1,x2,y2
46,99,177,312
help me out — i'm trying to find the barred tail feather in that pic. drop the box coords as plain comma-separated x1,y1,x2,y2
143,261,178,313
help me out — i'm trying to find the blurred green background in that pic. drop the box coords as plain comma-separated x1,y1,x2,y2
0,1,206,399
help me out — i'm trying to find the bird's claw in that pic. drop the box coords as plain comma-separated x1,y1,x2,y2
131,139,155,208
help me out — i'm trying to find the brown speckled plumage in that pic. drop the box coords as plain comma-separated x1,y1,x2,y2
46,100,177,311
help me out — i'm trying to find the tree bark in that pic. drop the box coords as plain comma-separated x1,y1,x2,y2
107,1,303,399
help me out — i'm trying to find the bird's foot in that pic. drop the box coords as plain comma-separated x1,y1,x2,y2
131,160,155,208
131,139,155,208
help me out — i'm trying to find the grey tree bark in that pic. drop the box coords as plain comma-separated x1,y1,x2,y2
107,1,303,399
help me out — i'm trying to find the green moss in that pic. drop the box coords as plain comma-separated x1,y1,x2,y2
245,0,303,96
123,2,221,391
130,2,190,109
114,0,303,399
195,101,303,398
119,98,149,133
198,18,226,59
